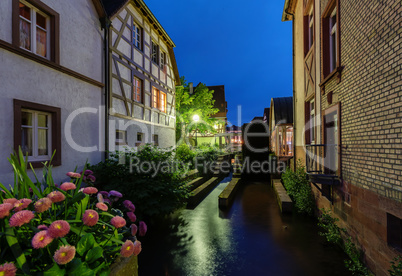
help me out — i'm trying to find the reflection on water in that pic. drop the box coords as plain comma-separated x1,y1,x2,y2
139,178,351,276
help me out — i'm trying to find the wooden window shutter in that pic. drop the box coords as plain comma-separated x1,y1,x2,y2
305,101,311,144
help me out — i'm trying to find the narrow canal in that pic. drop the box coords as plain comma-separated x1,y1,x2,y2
139,175,352,276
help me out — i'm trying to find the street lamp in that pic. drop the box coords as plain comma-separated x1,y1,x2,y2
193,114,199,147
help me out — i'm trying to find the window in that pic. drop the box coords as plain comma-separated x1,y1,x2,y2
132,22,142,50
152,134,159,146
13,0,59,62
310,99,315,144
304,5,314,55
137,132,143,143
115,130,127,145
160,92,167,113
152,87,159,108
160,51,166,69
322,0,340,78
133,77,142,103
304,100,316,144
14,100,61,167
387,213,402,252
151,41,159,64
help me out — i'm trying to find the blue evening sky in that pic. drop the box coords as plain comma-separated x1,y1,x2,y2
144,0,293,125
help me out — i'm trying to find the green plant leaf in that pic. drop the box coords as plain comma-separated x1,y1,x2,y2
77,233,95,256
75,194,89,221
43,263,66,276
67,259,95,276
5,227,30,275
71,192,86,205
85,246,103,264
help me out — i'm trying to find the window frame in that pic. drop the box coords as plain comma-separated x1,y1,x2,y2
137,132,143,143
115,130,127,146
159,91,167,113
321,0,341,79
387,213,402,252
152,87,159,109
304,2,314,56
160,50,166,69
152,134,159,146
151,41,159,65
12,0,60,63
132,20,142,51
133,76,142,103
14,99,61,167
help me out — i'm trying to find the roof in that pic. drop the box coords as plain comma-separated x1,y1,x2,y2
207,85,227,118
282,0,297,21
263,108,270,122
100,0,129,18
271,97,293,125
252,116,263,122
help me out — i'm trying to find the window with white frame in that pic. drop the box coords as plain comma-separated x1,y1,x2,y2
151,41,159,64
308,7,314,49
159,92,166,113
133,77,142,103
160,51,166,69
322,0,340,78
132,21,142,50
21,109,51,161
115,130,127,145
19,1,50,59
310,99,315,144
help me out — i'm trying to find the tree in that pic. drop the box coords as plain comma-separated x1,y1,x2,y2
175,77,220,143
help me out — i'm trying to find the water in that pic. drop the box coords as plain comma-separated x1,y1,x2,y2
138,176,352,276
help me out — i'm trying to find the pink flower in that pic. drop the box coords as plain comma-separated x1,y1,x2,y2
139,221,147,236
86,175,96,182
0,203,13,219
66,172,81,178
54,245,75,265
84,170,93,175
47,191,65,203
34,198,52,213
83,187,98,195
123,200,135,212
13,198,32,212
60,182,76,191
120,240,134,257
48,220,70,238
3,198,18,205
0,262,17,276
9,210,35,227
130,224,138,236
32,230,53,249
108,190,122,198
127,212,136,223
99,191,109,197
82,210,99,226
96,202,108,211
110,216,126,228
133,240,142,256
37,224,48,230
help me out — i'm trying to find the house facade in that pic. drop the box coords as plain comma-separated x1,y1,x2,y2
0,0,105,185
103,0,180,151
283,0,402,274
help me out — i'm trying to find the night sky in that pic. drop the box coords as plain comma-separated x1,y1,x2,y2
144,0,293,125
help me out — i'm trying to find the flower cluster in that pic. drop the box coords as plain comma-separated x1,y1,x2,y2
0,163,146,275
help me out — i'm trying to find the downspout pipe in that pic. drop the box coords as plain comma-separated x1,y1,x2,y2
101,17,111,161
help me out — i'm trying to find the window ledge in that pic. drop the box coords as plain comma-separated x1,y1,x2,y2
320,66,344,93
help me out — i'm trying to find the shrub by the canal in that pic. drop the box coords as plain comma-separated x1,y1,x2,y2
90,145,189,220
318,209,371,276
0,149,143,275
281,161,315,216
176,143,196,169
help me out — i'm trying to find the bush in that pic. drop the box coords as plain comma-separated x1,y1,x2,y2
281,161,315,215
89,145,189,220
175,143,196,169
0,148,143,275
389,256,402,276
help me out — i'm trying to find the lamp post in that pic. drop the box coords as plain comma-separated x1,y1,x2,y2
193,114,200,147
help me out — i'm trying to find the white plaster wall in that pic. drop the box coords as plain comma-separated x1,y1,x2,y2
0,0,12,43
40,0,103,82
0,50,103,186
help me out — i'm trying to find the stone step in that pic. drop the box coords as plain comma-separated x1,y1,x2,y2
272,179,293,213
187,177,221,208
218,178,241,208
184,177,205,191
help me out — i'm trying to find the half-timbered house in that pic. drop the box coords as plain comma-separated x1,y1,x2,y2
102,0,180,150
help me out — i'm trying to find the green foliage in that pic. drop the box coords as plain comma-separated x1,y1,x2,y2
175,143,196,169
281,161,315,215
90,145,189,219
0,148,141,275
195,143,220,163
175,77,220,142
318,209,371,276
389,256,402,276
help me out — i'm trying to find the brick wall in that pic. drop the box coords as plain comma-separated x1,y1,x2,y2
317,0,402,274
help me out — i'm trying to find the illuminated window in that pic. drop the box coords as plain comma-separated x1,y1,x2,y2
133,77,142,103
152,87,159,108
160,92,166,113
19,1,50,58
